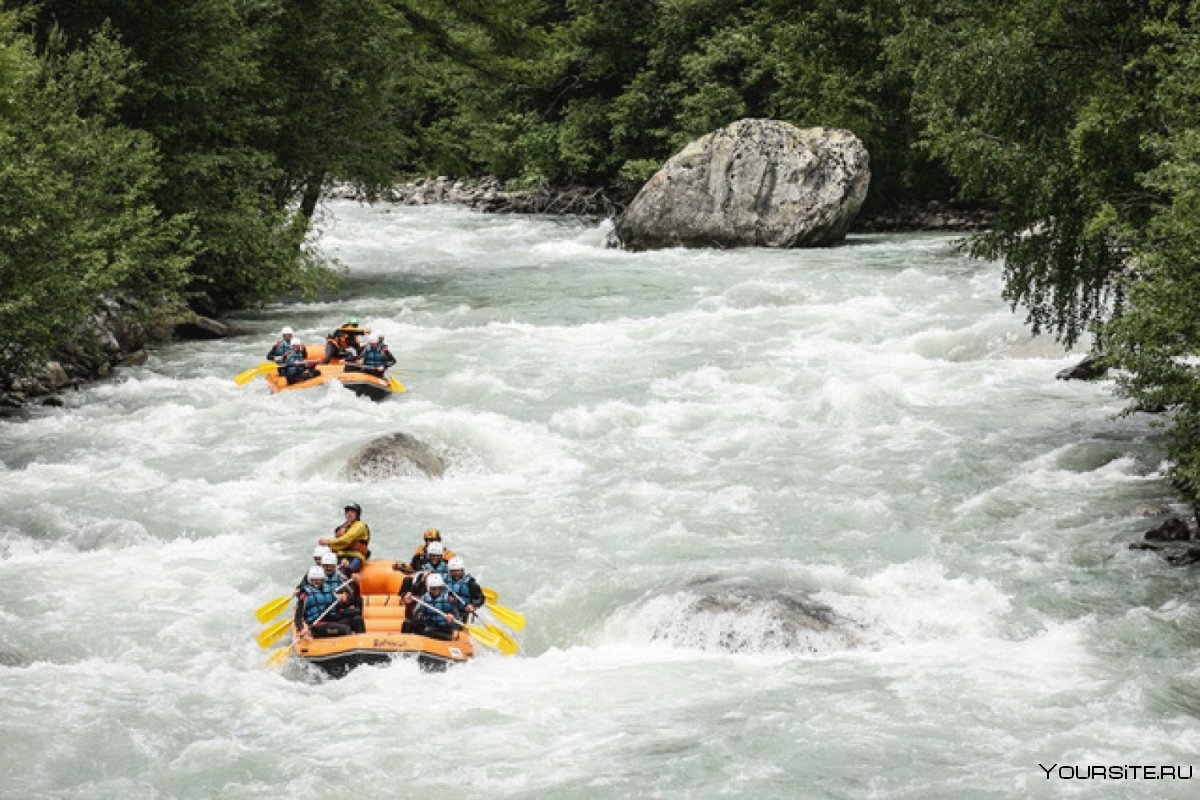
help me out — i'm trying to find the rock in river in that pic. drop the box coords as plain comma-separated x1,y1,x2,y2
347,432,446,479
613,118,869,251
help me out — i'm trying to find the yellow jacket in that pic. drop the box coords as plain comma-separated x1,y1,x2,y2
329,520,370,559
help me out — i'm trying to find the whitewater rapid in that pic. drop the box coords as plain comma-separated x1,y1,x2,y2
1,201,1196,798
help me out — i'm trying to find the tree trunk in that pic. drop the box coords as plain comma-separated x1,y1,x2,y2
300,173,325,222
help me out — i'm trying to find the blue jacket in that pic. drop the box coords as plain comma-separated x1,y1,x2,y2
446,574,484,617
279,348,309,378
415,558,449,579
417,590,457,629
297,583,339,625
360,344,394,369
267,339,292,361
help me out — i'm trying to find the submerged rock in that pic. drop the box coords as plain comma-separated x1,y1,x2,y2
347,432,446,479
1144,517,1191,542
1130,515,1198,566
613,119,869,251
639,575,855,654
0,647,31,667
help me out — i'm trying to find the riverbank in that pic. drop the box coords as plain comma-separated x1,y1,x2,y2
0,299,237,409
334,177,996,232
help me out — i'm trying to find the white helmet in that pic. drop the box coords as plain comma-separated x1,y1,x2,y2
281,326,294,336
307,566,326,583
320,552,338,566
427,542,444,556
292,340,304,350
366,333,379,345
312,545,326,559
447,557,464,572
426,573,445,590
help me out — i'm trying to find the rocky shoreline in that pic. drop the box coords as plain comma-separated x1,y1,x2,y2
330,176,621,218
0,297,237,410
1057,356,1200,564
333,176,996,233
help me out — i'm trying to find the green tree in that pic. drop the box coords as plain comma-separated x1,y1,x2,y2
900,0,1157,346
452,1,947,208
1103,5,1200,493
0,16,188,378
24,0,538,312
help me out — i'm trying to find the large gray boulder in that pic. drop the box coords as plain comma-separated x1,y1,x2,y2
614,119,869,250
347,432,446,479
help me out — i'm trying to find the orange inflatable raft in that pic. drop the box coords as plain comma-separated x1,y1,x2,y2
265,345,400,402
292,560,475,676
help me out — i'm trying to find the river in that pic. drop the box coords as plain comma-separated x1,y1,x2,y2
1,201,1196,798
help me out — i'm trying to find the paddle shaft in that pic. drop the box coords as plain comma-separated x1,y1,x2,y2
413,596,461,628
298,579,354,634
447,587,480,615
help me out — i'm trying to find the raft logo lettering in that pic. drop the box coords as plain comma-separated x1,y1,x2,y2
1039,764,1194,780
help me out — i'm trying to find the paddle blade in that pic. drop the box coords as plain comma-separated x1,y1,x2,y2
482,587,498,604
234,362,278,386
266,644,293,668
487,603,526,632
464,623,501,651
257,618,291,649
234,366,260,386
387,375,406,393
485,624,520,656
255,595,291,624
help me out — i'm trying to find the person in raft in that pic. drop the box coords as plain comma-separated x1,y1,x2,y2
401,573,458,640
319,551,361,614
323,318,368,364
396,528,456,573
397,541,451,618
266,326,295,362
445,557,486,621
345,332,396,377
295,545,335,596
295,566,363,638
279,340,319,384
320,502,370,573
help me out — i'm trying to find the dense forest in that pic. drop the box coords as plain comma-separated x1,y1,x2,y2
3,0,1200,494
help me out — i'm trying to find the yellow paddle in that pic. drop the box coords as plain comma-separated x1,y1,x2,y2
266,642,294,667
257,618,291,649
465,622,503,650
255,595,291,624
387,375,406,393
484,623,520,655
487,602,526,632
234,362,279,386
447,587,516,655
482,587,498,604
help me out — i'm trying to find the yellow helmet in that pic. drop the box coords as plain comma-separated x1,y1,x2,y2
423,528,441,542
